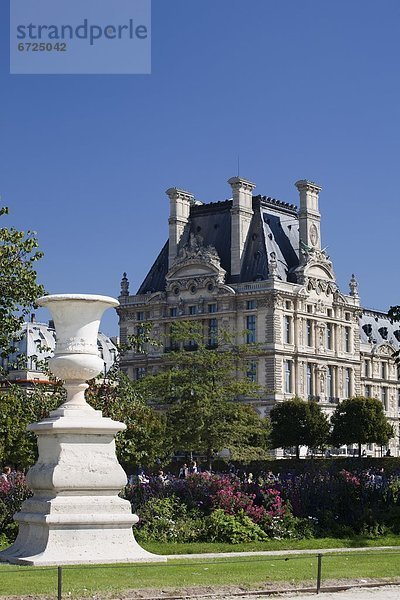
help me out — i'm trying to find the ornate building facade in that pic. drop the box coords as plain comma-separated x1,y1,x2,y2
118,177,400,456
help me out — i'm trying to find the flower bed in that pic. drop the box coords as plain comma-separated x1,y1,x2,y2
2,467,400,545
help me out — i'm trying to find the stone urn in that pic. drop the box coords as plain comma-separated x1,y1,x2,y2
0,294,164,565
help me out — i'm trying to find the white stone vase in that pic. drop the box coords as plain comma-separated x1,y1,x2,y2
40,294,117,412
0,294,164,565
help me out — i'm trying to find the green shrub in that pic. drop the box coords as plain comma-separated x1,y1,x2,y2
260,513,317,540
206,509,268,544
135,496,205,543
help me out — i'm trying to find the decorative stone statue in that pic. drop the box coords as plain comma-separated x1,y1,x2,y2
349,273,359,298
269,252,279,280
0,294,163,566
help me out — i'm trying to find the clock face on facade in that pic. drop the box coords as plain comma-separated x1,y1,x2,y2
310,223,319,246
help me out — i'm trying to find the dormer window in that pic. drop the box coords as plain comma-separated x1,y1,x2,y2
378,327,388,340
362,324,372,336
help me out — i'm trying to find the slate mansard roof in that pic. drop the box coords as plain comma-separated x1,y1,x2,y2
359,310,400,350
138,195,300,294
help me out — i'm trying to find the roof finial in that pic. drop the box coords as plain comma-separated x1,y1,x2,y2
120,272,129,297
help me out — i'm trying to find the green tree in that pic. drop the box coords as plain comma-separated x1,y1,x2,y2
0,207,45,356
330,396,394,457
86,371,170,471
269,397,329,459
136,321,270,468
0,382,64,470
305,400,331,453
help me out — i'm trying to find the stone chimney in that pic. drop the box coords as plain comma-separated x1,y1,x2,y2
166,187,195,268
295,180,322,251
228,176,256,277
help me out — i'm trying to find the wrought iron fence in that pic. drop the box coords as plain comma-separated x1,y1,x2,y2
0,550,399,599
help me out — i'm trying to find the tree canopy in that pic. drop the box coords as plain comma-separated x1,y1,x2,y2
0,382,64,470
0,206,44,356
269,397,330,459
330,396,394,457
86,371,170,471
135,321,270,467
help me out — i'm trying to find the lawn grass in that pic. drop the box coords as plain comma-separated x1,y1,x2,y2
0,550,399,597
142,534,400,555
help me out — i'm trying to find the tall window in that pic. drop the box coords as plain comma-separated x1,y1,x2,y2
284,360,293,394
344,327,351,352
246,361,257,383
381,362,387,380
247,299,257,310
327,366,334,398
344,368,351,397
365,384,372,398
246,315,256,343
283,315,292,344
364,360,370,377
168,325,179,350
188,305,197,316
284,315,291,344
208,303,217,313
307,363,313,396
137,311,145,321
136,367,146,380
306,319,313,346
381,387,388,411
135,324,145,352
208,318,218,346
326,323,332,350
170,307,177,317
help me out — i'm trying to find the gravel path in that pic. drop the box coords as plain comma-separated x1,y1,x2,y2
275,584,400,599
167,545,399,559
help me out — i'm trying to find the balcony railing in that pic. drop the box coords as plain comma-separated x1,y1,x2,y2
234,281,271,293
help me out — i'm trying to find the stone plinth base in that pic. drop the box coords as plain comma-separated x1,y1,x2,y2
0,408,165,565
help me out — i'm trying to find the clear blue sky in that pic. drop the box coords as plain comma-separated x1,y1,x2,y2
1,1,399,335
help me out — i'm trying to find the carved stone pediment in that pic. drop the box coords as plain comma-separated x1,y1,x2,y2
296,244,336,284
166,233,226,285
305,277,337,297
217,284,235,296
333,290,347,305
373,343,397,356
145,291,166,303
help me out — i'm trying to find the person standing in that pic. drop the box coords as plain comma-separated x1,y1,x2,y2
1,466,11,482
